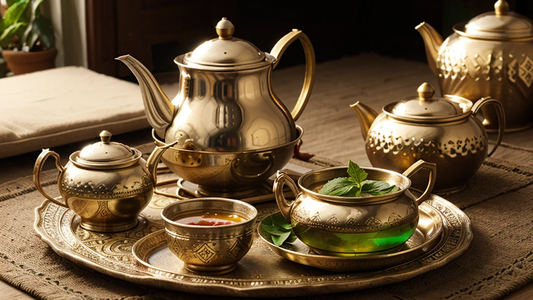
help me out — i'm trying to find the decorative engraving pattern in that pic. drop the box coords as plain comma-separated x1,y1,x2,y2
437,47,468,80
226,239,246,260
195,243,218,264
34,196,470,295
61,175,153,199
366,131,486,158
291,204,418,233
519,56,533,87
437,48,533,88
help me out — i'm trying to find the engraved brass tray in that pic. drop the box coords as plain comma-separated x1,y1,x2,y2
34,191,472,297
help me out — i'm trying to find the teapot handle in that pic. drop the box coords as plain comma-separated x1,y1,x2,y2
273,170,300,222
33,149,68,208
231,154,274,180
471,97,506,157
269,29,315,121
402,160,437,206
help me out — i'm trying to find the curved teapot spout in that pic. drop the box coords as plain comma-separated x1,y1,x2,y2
349,102,379,141
415,22,443,76
116,55,174,139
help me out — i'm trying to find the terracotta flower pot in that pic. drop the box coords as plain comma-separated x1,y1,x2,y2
2,48,57,75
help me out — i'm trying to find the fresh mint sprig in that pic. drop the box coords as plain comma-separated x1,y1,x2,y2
319,160,399,197
261,213,297,246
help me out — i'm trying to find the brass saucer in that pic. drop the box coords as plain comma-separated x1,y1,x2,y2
258,204,444,272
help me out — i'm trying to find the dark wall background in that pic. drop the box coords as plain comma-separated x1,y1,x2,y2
86,0,533,78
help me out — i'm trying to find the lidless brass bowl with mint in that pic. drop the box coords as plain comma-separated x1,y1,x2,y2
273,160,436,255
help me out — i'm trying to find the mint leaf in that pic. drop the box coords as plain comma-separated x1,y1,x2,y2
271,231,292,246
272,213,292,230
318,160,399,197
347,160,367,186
261,214,297,246
318,177,354,195
261,223,288,235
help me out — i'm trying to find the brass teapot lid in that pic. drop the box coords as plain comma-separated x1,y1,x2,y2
457,0,533,40
73,130,142,169
182,17,268,69
390,83,472,119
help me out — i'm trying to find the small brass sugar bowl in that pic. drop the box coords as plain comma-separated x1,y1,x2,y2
33,130,174,232
161,198,258,275
351,82,505,194
273,160,436,255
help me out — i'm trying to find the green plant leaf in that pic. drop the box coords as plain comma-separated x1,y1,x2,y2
261,214,297,246
318,160,399,197
271,231,292,247
31,0,45,17
6,0,19,7
29,16,54,49
318,177,353,195
286,229,298,243
347,160,367,186
0,22,25,48
3,0,30,27
271,213,292,230
261,223,288,236
0,12,5,35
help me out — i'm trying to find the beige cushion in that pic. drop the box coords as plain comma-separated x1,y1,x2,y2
0,66,149,158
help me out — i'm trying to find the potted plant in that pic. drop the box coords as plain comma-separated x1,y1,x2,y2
0,0,56,76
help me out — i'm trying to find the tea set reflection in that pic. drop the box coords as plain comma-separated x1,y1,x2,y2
32,0,531,275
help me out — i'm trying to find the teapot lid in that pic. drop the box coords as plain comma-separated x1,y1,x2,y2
458,0,533,40
73,130,142,169
182,18,268,68
390,83,472,119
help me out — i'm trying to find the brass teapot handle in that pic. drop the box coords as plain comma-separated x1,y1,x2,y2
471,97,506,157
269,29,315,121
273,170,300,222
402,160,437,206
33,149,68,208
231,154,274,181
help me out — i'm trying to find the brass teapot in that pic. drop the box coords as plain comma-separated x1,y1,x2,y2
33,130,175,232
350,83,505,194
416,0,533,132
117,17,315,151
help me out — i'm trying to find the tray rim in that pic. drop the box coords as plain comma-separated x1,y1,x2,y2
33,194,473,298
257,204,445,271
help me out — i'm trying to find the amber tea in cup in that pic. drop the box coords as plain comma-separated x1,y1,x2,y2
161,198,257,274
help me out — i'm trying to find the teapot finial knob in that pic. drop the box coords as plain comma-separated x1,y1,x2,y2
100,130,112,144
417,82,435,101
216,17,235,40
494,0,509,16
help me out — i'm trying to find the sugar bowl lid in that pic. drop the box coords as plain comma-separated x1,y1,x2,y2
387,83,472,122
72,130,142,169
457,0,533,40
181,17,268,69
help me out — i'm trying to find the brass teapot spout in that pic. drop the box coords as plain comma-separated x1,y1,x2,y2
349,101,379,140
116,55,174,139
415,22,443,76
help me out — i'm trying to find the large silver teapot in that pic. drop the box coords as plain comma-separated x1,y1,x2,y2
416,0,533,132
117,17,315,151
